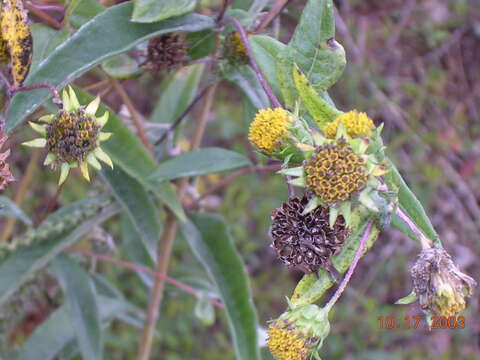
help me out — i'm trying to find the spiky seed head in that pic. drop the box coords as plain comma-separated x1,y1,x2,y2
411,248,476,317
270,195,350,274
223,32,249,64
143,33,187,72
268,304,330,360
323,110,374,139
305,144,368,203
0,134,14,191
249,108,293,153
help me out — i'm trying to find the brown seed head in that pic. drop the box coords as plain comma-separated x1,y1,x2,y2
143,33,187,72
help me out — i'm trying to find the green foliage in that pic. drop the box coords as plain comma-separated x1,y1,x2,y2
0,196,31,225
132,0,197,23
181,214,260,360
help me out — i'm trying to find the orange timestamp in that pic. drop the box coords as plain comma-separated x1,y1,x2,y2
377,315,465,329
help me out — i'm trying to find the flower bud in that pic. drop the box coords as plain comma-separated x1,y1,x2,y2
411,248,476,317
268,304,330,360
323,110,374,139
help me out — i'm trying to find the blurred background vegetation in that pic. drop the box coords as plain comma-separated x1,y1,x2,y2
0,0,479,359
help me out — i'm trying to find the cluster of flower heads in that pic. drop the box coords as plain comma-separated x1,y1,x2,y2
23,87,113,184
223,32,249,64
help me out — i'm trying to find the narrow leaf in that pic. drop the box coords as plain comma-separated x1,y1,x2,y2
149,147,251,182
0,195,32,225
181,214,260,360
30,24,69,73
52,255,102,360
224,65,270,109
132,0,197,23
6,2,214,132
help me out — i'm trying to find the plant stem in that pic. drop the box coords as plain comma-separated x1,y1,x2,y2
216,0,230,24
254,0,290,33
24,2,63,29
0,151,40,243
37,182,65,226
395,207,432,249
325,219,374,311
110,78,153,154
10,84,63,107
224,16,282,108
69,248,224,308
136,83,219,360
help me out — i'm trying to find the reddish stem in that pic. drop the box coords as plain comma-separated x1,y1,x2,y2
223,16,282,108
69,248,224,309
10,84,63,107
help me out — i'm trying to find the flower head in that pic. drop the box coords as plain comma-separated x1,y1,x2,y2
411,248,476,317
23,86,113,185
268,304,330,360
323,110,374,139
0,134,14,190
270,195,350,274
305,143,367,203
223,32,249,64
143,33,186,72
249,108,293,153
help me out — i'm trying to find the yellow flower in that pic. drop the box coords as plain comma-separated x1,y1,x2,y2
248,108,292,152
23,86,113,185
323,110,374,139
305,143,367,203
268,322,309,360
224,32,249,63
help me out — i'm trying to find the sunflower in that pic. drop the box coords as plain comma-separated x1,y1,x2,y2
23,86,113,184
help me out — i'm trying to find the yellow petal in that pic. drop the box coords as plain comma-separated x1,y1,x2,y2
58,163,70,185
29,121,47,135
22,138,46,147
62,89,72,111
96,111,109,128
68,86,80,109
98,132,112,142
94,147,113,168
87,153,102,170
85,96,100,116
80,162,90,181
38,114,54,123
44,153,56,166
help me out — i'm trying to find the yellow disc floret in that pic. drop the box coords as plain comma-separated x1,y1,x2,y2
224,32,249,63
248,108,292,152
305,144,367,203
268,322,309,360
323,110,374,139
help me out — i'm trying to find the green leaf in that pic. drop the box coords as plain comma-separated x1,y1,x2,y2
291,215,380,306
149,147,251,182
74,88,186,222
52,255,102,360
100,166,161,258
181,214,260,360
395,291,417,305
150,64,204,124
384,159,439,242
101,53,140,79
30,24,69,73
250,35,286,105
69,0,105,28
224,65,270,109
6,2,214,133
194,292,216,326
132,0,197,23
0,202,118,306
0,195,32,225
6,295,134,360
276,0,346,108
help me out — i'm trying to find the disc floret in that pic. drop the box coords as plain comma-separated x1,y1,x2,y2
248,108,293,153
323,110,374,139
23,86,113,184
223,32,249,64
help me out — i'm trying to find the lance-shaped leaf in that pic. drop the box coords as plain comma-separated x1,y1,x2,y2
52,255,102,360
181,214,260,360
0,195,31,225
224,65,270,109
0,0,33,87
6,2,214,133
276,0,346,108
132,0,197,23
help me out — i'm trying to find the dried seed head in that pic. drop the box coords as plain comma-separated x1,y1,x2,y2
223,32,249,64
143,33,187,72
411,248,476,317
305,144,367,203
46,109,100,165
0,134,14,191
270,195,350,274
248,108,293,153
268,304,330,360
323,110,374,139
